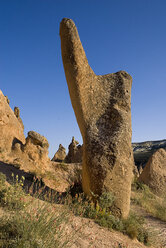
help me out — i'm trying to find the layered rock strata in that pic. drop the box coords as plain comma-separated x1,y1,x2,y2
60,18,133,218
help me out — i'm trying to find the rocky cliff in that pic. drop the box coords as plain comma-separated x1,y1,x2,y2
132,139,166,167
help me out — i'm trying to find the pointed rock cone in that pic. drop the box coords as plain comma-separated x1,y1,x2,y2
60,18,134,218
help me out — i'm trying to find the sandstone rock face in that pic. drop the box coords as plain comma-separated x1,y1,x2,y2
23,131,49,162
0,90,25,155
139,148,166,195
47,161,82,192
65,137,83,163
9,131,50,174
5,96,10,104
27,131,49,149
52,144,66,162
60,18,133,218
14,107,24,130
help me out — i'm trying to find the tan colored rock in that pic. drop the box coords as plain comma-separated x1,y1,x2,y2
133,165,139,178
65,137,83,163
27,131,49,148
0,90,25,156
14,106,24,130
138,166,143,175
60,18,133,218
8,131,50,175
52,144,66,162
139,148,166,195
5,95,10,104
45,161,82,192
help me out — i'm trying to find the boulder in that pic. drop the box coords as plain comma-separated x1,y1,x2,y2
139,148,166,195
52,144,66,162
27,131,49,148
0,90,25,156
65,137,83,163
60,18,134,218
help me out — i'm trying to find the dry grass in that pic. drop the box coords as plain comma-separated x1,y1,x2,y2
131,178,166,222
0,172,156,247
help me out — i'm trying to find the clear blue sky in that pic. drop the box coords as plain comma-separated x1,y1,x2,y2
0,0,166,158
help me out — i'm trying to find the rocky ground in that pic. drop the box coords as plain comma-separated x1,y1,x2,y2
131,205,166,248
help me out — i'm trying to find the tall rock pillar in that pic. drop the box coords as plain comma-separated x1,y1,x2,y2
60,18,133,218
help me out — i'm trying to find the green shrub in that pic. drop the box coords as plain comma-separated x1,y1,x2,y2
132,178,146,191
0,203,69,248
123,213,149,244
0,173,27,210
154,196,166,221
98,191,115,211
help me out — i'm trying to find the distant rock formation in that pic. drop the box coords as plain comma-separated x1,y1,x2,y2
60,18,134,218
132,139,166,167
139,148,166,195
52,144,66,162
0,90,25,156
65,137,82,163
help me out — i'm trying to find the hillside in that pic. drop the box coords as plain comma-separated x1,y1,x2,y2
0,162,166,247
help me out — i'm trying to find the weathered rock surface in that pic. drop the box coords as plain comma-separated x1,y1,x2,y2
52,144,66,162
132,139,166,167
0,90,25,156
27,131,49,148
14,106,24,130
46,161,82,192
0,89,80,192
139,148,166,195
10,131,50,174
65,137,83,163
5,95,10,104
60,18,133,218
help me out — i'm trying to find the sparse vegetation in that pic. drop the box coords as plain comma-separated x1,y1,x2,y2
0,173,27,210
132,178,166,221
3,172,166,247
0,173,71,247
0,203,69,248
64,191,149,245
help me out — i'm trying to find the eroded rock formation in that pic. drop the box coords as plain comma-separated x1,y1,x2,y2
52,144,66,162
60,18,133,218
0,90,25,156
139,148,166,195
65,137,82,163
14,106,24,130
0,89,80,193
9,131,50,173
